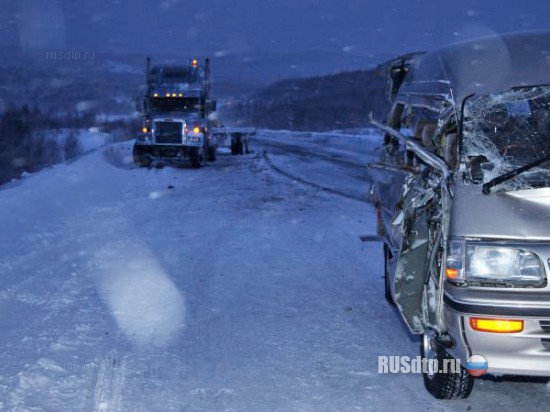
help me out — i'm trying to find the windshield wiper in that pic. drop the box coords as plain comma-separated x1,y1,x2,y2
482,153,550,194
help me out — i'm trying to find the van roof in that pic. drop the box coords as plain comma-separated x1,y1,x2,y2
396,30,550,108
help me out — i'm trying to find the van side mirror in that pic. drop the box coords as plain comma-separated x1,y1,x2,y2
469,156,492,182
480,162,495,172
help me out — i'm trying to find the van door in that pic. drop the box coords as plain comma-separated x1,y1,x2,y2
369,163,439,334
368,162,414,270
392,172,436,334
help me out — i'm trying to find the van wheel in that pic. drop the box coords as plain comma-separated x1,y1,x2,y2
383,245,395,305
420,331,474,399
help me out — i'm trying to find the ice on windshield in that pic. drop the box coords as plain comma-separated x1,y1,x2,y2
462,85,550,191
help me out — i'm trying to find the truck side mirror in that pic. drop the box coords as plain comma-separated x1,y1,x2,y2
139,97,149,113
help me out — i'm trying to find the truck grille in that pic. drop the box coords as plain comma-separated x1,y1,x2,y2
154,121,183,144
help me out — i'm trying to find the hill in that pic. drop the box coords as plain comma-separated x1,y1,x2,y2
222,68,390,131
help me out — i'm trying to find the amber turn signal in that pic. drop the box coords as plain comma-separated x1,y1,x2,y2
469,317,524,333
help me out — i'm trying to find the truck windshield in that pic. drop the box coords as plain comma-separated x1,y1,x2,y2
150,67,205,86
462,85,550,192
149,97,201,113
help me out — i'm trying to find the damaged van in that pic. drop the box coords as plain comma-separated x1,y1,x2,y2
368,31,550,399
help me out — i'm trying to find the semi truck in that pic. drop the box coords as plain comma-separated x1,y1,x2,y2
133,57,217,168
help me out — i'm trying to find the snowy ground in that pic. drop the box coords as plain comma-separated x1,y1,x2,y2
0,130,548,411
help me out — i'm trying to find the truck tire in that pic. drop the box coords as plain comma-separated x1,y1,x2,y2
133,145,152,168
231,134,244,155
189,147,203,168
420,331,474,399
383,244,395,305
207,146,217,162
231,140,242,155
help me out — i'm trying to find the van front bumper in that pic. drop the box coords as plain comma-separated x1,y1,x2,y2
443,284,550,377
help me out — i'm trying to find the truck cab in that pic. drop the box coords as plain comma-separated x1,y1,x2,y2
133,58,217,168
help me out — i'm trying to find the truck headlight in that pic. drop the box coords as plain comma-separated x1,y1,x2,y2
446,239,546,287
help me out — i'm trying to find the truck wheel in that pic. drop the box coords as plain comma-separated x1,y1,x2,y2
231,135,244,155
207,146,217,162
231,141,242,155
133,145,151,168
383,244,395,305
420,331,474,399
189,147,203,168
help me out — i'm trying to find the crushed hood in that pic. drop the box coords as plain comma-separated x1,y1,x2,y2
450,184,550,240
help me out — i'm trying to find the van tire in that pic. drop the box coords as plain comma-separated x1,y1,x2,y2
420,332,475,399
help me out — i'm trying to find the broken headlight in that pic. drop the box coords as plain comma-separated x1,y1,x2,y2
445,239,546,287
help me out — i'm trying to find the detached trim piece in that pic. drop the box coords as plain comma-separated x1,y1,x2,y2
370,118,451,180
444,294,550,317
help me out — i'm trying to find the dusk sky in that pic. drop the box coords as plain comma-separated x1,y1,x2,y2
1,0,549,58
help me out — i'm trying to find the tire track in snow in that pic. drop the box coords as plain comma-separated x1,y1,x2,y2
262,151,367,202
257,136,369,170
93,350,127,412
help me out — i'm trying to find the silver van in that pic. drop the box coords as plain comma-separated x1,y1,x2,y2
368,31,550,399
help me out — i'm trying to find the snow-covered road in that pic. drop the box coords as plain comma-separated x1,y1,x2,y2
0,131,548,411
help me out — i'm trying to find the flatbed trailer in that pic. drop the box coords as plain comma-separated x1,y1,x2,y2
211,127,256,155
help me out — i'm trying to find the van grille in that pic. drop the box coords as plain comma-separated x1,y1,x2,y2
540,321,550,333
154,121,183,144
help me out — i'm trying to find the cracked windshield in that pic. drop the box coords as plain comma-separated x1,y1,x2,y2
463,86,550,191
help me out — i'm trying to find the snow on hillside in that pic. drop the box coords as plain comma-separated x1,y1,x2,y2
32,128,112,157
